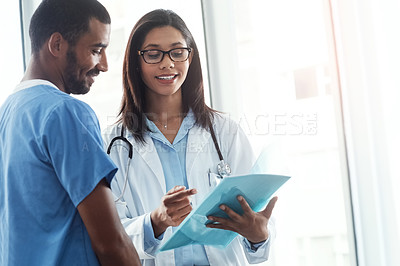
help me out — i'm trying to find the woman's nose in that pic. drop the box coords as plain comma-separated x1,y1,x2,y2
158,53,174,69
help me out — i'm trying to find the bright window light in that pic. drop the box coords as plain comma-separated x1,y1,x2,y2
0,2,24,106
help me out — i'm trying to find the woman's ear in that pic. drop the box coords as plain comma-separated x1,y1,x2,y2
188,50,194,65
47,32,67,57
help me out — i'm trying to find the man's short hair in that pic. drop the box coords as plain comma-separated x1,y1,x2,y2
29,0,111,54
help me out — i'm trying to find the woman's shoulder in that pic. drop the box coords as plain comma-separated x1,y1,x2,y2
102,123,123,143
212,112,241,134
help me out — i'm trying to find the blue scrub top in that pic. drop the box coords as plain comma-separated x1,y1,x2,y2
0,80,117,266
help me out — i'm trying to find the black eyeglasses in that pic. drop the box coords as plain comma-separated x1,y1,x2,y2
138,47,192,64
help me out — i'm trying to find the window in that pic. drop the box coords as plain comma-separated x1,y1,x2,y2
202,0,356,265
0,1,24,105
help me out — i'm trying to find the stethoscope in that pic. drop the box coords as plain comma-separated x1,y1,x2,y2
106,123,231,201
106,126,132,203
208,123,231,178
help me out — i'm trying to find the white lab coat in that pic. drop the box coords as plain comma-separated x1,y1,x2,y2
103,114,275,266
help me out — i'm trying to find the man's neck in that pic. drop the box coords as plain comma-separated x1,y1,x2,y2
22,53,65,92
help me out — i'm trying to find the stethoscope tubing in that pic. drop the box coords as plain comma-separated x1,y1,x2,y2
106,123,231,201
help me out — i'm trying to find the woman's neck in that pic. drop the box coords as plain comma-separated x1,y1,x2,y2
146,91,184,123
145,91,185,143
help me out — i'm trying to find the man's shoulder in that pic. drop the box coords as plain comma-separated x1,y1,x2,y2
15,82,71,105
15,83,97,126
26,84,94,115
15,80,85,105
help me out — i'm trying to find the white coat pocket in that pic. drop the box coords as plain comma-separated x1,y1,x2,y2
207,170,223,188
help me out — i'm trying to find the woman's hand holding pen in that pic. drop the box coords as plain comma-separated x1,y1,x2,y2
150,185,197,238
206,196,278,244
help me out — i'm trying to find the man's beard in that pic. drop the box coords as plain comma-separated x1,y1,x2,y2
64,49,98,95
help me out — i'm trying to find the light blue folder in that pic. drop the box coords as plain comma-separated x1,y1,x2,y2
159,173,290,252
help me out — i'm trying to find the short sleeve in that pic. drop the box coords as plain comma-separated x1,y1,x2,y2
41,99,117,206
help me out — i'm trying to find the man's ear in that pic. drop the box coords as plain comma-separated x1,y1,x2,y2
47,32,67,57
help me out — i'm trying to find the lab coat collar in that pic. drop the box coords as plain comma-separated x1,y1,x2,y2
130,132,167,192
125,111,211,193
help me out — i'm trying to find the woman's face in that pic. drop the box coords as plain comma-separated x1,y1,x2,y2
139,26,191,99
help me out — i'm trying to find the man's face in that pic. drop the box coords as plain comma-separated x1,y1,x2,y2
63,18,111,94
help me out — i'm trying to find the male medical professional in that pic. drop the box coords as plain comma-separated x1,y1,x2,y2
0,0,140,265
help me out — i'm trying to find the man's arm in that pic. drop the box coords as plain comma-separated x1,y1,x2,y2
77,178,140,266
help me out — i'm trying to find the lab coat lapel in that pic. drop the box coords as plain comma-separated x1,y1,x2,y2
186,125,211,180
134,134,166,192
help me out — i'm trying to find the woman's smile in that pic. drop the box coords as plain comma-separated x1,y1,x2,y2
156,74,179,82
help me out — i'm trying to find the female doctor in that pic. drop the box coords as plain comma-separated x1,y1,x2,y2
103,9,278,266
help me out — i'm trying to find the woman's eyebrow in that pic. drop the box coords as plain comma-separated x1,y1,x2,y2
143,44,160,50
143,42,185,50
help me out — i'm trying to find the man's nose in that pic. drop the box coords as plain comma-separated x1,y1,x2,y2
97,52,108,72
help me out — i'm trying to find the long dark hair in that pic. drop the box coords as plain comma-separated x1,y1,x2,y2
118,9,217,143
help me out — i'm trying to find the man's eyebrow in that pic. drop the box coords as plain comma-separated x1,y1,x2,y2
93,43,108,48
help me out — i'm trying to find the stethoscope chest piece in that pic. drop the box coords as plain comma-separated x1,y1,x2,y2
217,160,231,178
209,122,231,179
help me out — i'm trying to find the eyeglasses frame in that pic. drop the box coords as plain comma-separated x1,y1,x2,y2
137,47,192,64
